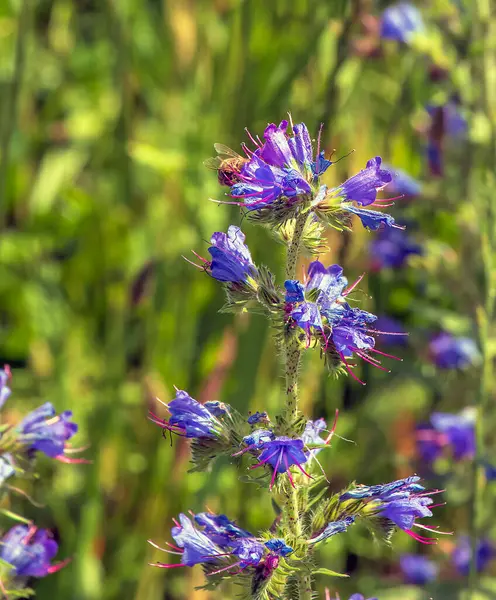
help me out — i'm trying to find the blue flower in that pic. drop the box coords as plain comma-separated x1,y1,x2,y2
17,403,78,459
208,226,257,283
348,596,378,600
380,496,433,532
340,157,392,206
343,204,398,230
204,401,229,417
0,525,66,578
310,516,355,545
380,2,425,43
231,154,311,209
247,411,270,425
430,410,475,460
370,227,422,269
301,418,328,460
429,332,478,369
285,261,348,336
452,536,494,576
340,476,424,501
400,553,438,585
242,429,275,448
194,512,252,546
149,389,225,439
231,538,265,567
264,538,293,556
383,164,422,197
252,437,310,489
171,514,223,566
0,366,11,409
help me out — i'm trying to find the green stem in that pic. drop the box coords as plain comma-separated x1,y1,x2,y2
283,209,311,599
284,210,308,419
0,0,29,227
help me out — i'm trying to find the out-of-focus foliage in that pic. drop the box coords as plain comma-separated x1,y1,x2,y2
0,0,495,599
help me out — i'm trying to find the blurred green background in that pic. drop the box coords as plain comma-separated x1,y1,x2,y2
1,1,494,599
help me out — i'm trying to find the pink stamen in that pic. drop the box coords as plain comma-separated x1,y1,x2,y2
245,128,261,148
283,454,296,489
339,353,366,385
343,273,365,296
207,561,242,576
316,123,324,160
3,364,11,379
295,462,314,480
47,558,71,574
270,449,284,490
368,347,403,361
149,562,185,569
324,409,339,444
172,518,180,527
405,529,437,545
355,351,390,372
55,455,92,464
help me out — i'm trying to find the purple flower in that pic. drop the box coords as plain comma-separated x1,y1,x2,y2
264,538,293,556
340,157,392,206
340,475,424,501
259,120,295,169
341,476,442,544
310,516,355,545
348,595,378,600
208,226,257,283
247,411,270,425
380,496,433,533
285,261,348,336
370,227,422,269
301,418,327,451
230,154,311,209
429,332,478,369
0,366,11,409
194,512,252,545
241,429,275,448
149,389,225,439
431,410,475,460
252,437,310,489
343,204,399,230
452,536,494,576
380,2,425,43
383,164,422,197
204,401,229,417
17,403,78,459
171,514,223,566
400,553,438,585
231,538,265,567
0,525,66,578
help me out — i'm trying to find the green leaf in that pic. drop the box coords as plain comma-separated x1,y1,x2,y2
312,568,349,578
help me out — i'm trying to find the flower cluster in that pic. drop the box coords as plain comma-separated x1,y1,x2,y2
208,119,404,233
151,511,293,579
149,115,447,600
0,367,83,595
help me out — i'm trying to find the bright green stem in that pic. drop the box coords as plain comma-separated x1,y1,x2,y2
299,575,313,600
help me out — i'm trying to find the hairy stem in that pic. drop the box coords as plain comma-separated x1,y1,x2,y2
283,209,311,599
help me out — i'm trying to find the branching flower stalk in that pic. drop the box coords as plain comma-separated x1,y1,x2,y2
149,118,449,599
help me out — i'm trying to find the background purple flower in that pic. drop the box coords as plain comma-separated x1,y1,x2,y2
429,332,478,369
380,2,425,43
400,553,438,584
18,402,78,458
452,536,494,576
370,227,422,269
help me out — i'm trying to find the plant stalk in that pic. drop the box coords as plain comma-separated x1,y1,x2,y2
283,209,311,599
